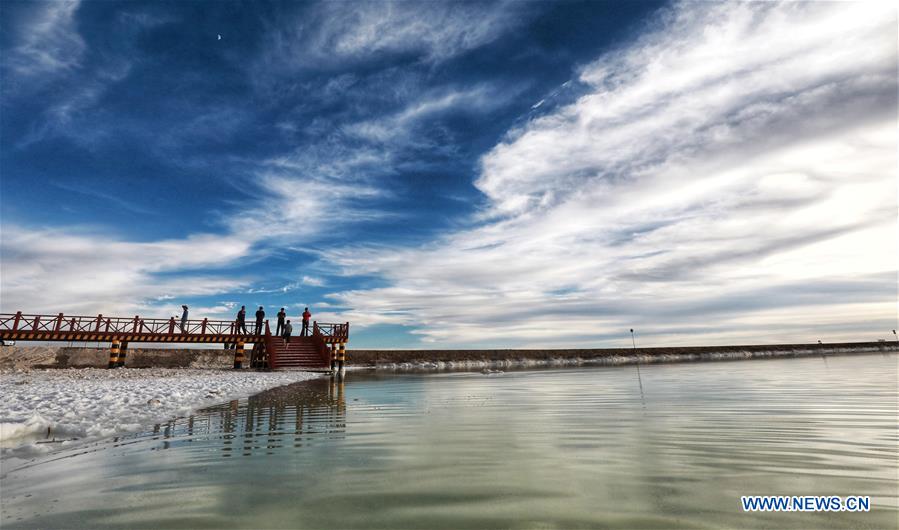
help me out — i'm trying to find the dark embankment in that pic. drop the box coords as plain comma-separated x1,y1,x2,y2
347,341,898,369
2,342,896,370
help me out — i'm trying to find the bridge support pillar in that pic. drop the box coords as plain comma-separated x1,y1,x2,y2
116,341,129,368
233,341,245,369
337,342,346,376
108,340,120,369
330,343,337,372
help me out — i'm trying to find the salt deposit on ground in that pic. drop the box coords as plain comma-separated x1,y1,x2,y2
0,368,320,459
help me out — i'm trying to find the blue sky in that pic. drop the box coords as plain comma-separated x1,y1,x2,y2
1,1,896,348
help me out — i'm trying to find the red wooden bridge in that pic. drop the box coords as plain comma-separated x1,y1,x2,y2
0,312,349,371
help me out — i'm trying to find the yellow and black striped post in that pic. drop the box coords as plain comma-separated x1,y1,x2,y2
330,343,338,372
233,341,245,369
337,342,346,375
116,341,129,368
108,340,120,369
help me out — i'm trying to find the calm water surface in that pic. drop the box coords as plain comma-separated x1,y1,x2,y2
2,353,897,529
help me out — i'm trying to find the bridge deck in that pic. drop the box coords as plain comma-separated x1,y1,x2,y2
0,312,348,345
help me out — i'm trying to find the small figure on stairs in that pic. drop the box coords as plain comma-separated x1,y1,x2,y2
283,319,293,343
302,307,311,336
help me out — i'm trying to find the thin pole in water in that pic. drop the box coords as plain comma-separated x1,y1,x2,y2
629,328,645,407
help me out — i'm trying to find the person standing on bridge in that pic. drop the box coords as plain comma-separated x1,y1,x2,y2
236,305,248,334
283,319,293,343
180,305,189,333
302,307,311,336
276,307,286,336
255,306,265,335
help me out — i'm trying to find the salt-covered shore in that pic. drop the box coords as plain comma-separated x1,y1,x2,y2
0,368,320,460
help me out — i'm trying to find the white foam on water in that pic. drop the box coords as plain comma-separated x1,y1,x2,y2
0,368,319,459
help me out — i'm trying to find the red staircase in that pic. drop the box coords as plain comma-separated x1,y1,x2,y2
267,336,330,370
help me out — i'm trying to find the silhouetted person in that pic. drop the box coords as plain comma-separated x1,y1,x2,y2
180,305,188,333
302,307,311,336
236,305,248,334
255,306,265,335
283,320,293,343
276,307,286,336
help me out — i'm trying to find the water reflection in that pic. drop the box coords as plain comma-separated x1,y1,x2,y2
141,377,347,458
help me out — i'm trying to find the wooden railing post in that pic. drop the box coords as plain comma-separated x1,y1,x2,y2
168,317,176,334
12,311,22,332
32,315,41,331
105,318,111,332
132,316,140,333
54,313,64,332
95,314,103,332
201,318,208,334
69,317,77,331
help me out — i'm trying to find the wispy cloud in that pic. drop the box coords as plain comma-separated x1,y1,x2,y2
343,84,514,146
320,1,898,347
229,172,391,243
259,0,533,72
3,1,84,83
49,181,158,216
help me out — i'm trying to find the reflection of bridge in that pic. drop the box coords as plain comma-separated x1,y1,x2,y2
146,377,346,456
0,312,349,371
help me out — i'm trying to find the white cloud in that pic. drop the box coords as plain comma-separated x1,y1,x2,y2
228,172,390,246
477,2,896,216
301,275,324,287
0,166,386,316
320,1,898,347
0,226,253,316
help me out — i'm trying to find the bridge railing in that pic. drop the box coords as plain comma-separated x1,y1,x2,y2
0,312,264,337
314,322,350,341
